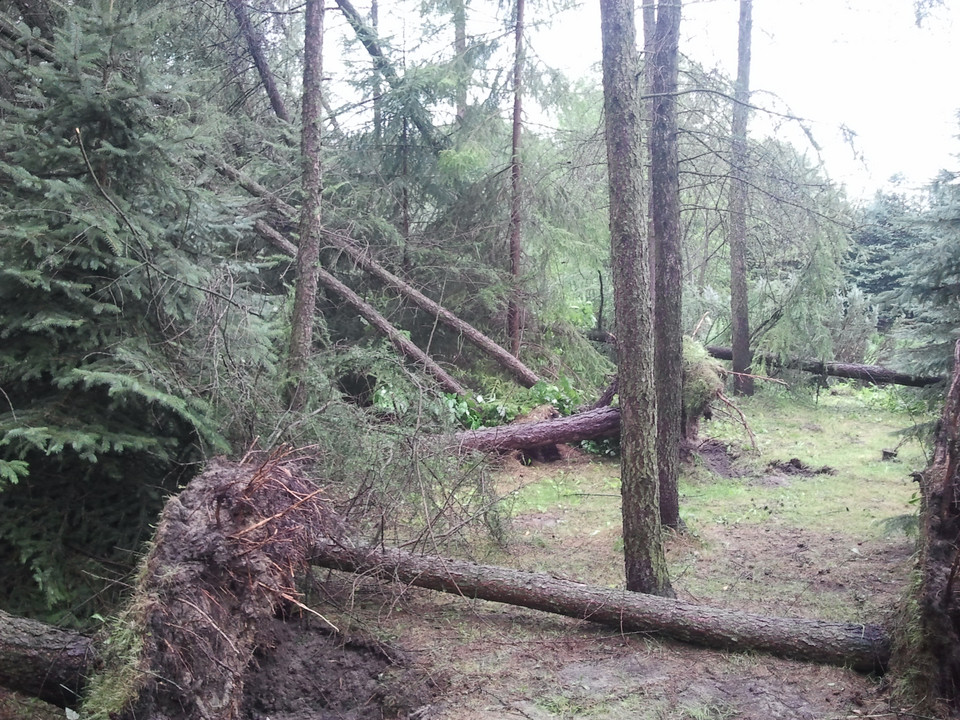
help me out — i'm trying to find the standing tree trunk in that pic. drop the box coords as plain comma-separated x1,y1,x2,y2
287,0,323,411
506,0,525,357
648,0,683,530
728,0,754,396
452,0,468,121
912,340,960,714
600,0,672,596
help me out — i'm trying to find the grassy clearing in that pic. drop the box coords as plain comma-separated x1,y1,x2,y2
323,383,926,719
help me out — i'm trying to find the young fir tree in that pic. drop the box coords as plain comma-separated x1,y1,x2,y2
0,0,253,619
886,169,960,375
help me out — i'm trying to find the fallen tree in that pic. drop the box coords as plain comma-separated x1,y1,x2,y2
256,220,467,396
0,609,95,707
78,455,339,719
454,406,620,453
1,454,897,713
310,540,890,673
705,345,944,388
215,158,541,388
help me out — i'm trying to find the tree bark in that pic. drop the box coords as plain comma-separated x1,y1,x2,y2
310,541,889,673
506,0,525,357
913,339,960,712
287,0,323,410
217,159,541,388
705,345,944,388
226,0,291,123
455,406,621,453
601,0,672,596
649,0,683,530
0,609,95,708
728,0,754,396
258,221,467,396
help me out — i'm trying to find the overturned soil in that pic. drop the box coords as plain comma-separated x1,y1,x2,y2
242,618,433,720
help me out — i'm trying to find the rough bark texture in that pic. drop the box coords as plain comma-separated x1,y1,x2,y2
915,340,960,712
455,406,621,453
601,0,672,596
0,609,96,708
86,457,338,720
217,159,541,388
728,0,754,396
257,221,467,395
705,345,944,388
506,0,525,357
649,0,683,530
227,0,291,123
287,0,323,410
311,541,889,672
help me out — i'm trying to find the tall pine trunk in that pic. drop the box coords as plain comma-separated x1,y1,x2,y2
648,0,683,530
507,0,525,357
600,0,672,597
287,0,323,410
728,0,754,396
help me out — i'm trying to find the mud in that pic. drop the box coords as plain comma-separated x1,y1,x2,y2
242,618,433,720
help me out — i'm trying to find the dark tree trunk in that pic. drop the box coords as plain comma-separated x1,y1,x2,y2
705,345,944,388
287,0,323,411
913,340,960,713
258,221,467,396
0,609,95,708
600,0,672,596
227,0,291,123
455,406,621,453
506,0,525,358
218,159,541,388
728,0,754,396
648,0,683,530
310,541,889,672
452,0,467,120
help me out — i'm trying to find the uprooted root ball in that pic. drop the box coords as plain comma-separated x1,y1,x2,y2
83,454,341,720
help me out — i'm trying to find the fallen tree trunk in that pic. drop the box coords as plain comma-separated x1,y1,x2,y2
454,406,621,452
705,345,943,388
310,540,890,672
257,220,467,396
216,159,541,388
0,609,95,708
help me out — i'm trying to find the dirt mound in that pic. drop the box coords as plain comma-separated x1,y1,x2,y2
242,618,433,720
767,458,837,476
695,438,741,478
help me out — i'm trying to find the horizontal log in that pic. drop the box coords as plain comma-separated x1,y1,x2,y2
454,406,621,452
705,346,943,388
0,609,96,707
310,541,890,673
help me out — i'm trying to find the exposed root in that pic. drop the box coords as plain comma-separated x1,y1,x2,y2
82,451,341,720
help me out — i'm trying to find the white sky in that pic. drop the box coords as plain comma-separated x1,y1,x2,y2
536,0,960,200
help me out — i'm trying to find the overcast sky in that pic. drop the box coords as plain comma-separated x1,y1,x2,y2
536,0,960,200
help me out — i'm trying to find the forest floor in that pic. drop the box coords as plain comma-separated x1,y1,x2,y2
0,386,928,720
305,385,928,720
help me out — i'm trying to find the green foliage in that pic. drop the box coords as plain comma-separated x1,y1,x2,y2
444,377,581,430
884,169,960,375
0,0,265,619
